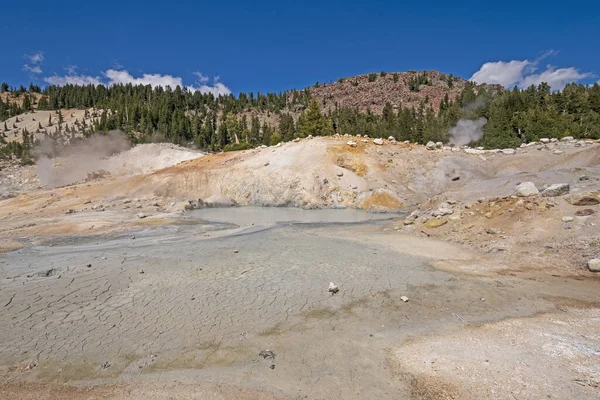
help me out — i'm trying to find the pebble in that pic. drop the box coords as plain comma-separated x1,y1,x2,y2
561,216,574,223
328,282,339,294
587,259,600,272
400,296,409,302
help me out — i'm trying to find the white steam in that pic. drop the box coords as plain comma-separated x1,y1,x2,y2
34,131,130,188
449,118,487,147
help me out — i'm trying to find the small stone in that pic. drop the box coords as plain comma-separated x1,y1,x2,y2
233,249,239,253
86,264,92,268
579,175,589,181
561,216,574,223
337,171,344,177
501,148,516,155
575,209,594,216
515,182,539,197
424,218,448,228
264,161,270,166
138,269,145,274
347,140,357,147
426,141,436,150
541,183,570,197
328,282,339,294
137,213,147,219
524,203,534,210
484,212,493,218
400,296,409,302
566,192,600,206
587,259,600,272
101,361,111,369
270,364,275,370
561,136,574,142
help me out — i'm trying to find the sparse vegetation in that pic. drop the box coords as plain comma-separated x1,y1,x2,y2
368,73,377,82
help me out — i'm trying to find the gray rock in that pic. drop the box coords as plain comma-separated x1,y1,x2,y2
587,259,600,272
426,141,436,150
515,182,539,197
432,202,454,217
561,136,574,141
137,213,147,219
373,138,384,145
561,216,574,223
501,148,516,155
541,183,570,197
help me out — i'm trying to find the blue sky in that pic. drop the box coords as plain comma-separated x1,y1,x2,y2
2,0,598,95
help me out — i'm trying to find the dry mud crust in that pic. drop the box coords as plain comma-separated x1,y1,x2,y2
1,215,600,399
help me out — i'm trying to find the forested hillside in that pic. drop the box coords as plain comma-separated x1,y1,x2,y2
1,72,600,163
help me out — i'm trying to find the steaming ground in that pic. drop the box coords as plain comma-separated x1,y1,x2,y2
1,136,600,399
34,136,203,187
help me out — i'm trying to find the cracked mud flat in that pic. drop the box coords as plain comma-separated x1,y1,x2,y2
1,208,599,399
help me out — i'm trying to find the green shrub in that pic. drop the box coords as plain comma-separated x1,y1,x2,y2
224,142,252,152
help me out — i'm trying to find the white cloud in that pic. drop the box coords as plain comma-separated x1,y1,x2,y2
44,73,103,86
193,71,210,84
470,51,592,91
43,67,232,96
23,51,44,74
470,60,531,87
521,66,591,90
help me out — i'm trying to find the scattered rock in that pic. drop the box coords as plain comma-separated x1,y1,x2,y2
25,362,37,371
553,150,565,155
337,171,344,177
138,269,145,274
137,213,147,219
259,350,276,360
233,249,239,253
515,182,539,197
561,216,574,223
561,136,574,141
270,364,275,370
587,259,600,272
575,209,594,216
400,296,409,302
101,361,111,369
579,175,589,181
424,218,448,229
346,140,357,147
426,141,436,150
566,192,600,206
432,202,453,217
373,138,384,145
541,183,569,197
86,264,92,268
65,209,76,214
501,148,516,155
451,176,460,181
328,282,339,294
540,138,550,143
264,161,270,166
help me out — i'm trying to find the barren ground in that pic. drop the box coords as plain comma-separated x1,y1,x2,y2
1,136,599,399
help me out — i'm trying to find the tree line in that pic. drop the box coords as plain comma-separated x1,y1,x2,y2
1,77,599,162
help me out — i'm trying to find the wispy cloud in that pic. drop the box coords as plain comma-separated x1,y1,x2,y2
44,66,102,86
43,67,232,96
193,71,210,84
23,51,44,74
470,50,592,91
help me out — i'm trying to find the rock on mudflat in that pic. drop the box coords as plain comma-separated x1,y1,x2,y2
328,282,339,294
587,259,600,272
566,192,600,206
515,182,539,197
541,183,570,197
